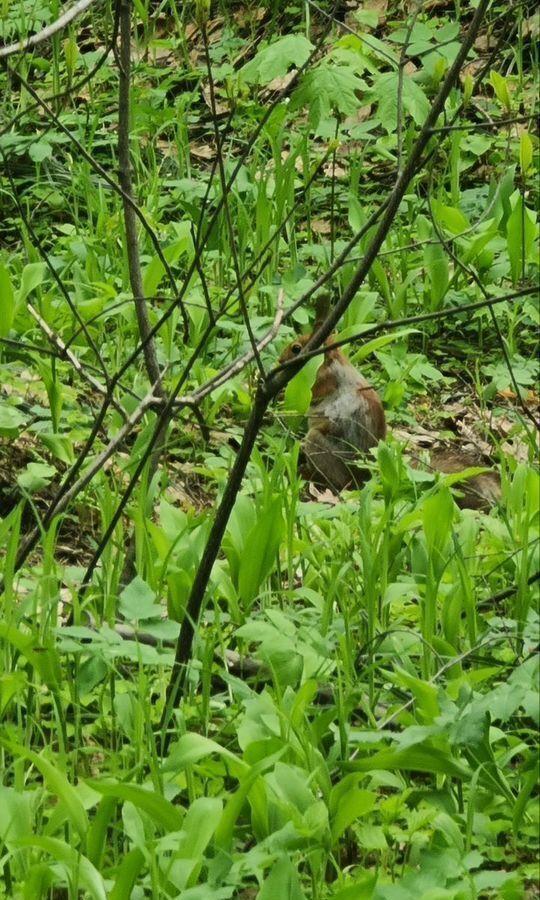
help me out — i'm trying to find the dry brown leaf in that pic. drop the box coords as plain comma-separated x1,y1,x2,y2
344,104,372,128
308,484,341,504
264,69,298,94
364,0,388,24
323,161,347,177
501,439,529,464
311,219,332,234
190,143,216,160
155,139,178,158
474,33,496,52
148,45,175,65
460,59,485,80
201,83,230,115
234,6,266,26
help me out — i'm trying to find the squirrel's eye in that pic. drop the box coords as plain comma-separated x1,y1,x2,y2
291,342,303,355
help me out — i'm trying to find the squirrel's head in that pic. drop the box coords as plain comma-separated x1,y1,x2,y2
278,333,312,364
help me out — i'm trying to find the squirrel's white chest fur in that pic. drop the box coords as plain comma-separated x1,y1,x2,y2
310,359,377,450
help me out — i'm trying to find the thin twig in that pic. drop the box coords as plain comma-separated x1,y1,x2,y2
0,0,99,59
26,304,128,420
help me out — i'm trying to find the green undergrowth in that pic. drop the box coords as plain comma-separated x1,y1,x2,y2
0,0,539,897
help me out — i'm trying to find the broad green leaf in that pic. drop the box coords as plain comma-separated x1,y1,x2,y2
16,262,46,303
258,855,306,900
346,746,471,779
0,786,33,844
332,873,378,900
29,141,53,162
331,788,376,841
506,196,537,283
292,63,368,128
423,487,454,563
215,750,283,850
424,239,449,309
432,201,469,235
283,353,320,415
86,781,182,832
15,836,106,900
0,264,15,336
238,497,284,605
86,796,117,867
0,623,61,687
372,71,430,133
38,432,75,464
0,741,88,838
17,462,56,492
119,576,162,621
519,131,533,174
109,848,145,900
163,732,247,775
490,70,511,110
512,765,538,836
241,34,313,84
388,667,440,721
143,226,193,296
177,797,222,858
0,402,26,437
346,328,418,361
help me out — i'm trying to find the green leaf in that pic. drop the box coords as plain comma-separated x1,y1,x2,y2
38,432,75,464
506,196,537,284
16,262,47,303
109,848,146,900
86,781,182,832
163,732,246,776
0,264,15,337
346,328,418,361
283,353,320,415
332,873,377,900
512,765,538,836
423,487,454,555
258,855,306,900
0,741,88,839
372,71,430,132
183,797,223,850
119,576,162,621
292,63,368,128
346,746,471,780
142,225,194,296
0,786,33,844
17,462,56,492
0,402,26,437
29,141,53,162
431,200,469,235
241,34,314,85
490,70,512,111
519,132,533,174
424,239,449,310
15,836,106,900
238,497,284,605
331,788,376,841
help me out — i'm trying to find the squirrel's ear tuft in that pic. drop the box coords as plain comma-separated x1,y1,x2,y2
314,291,331,326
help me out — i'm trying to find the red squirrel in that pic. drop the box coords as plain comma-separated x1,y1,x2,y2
280,333,385,492
280,332,500,509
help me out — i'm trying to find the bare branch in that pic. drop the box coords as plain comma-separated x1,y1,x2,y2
26,304,128,420
0,0,98,59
